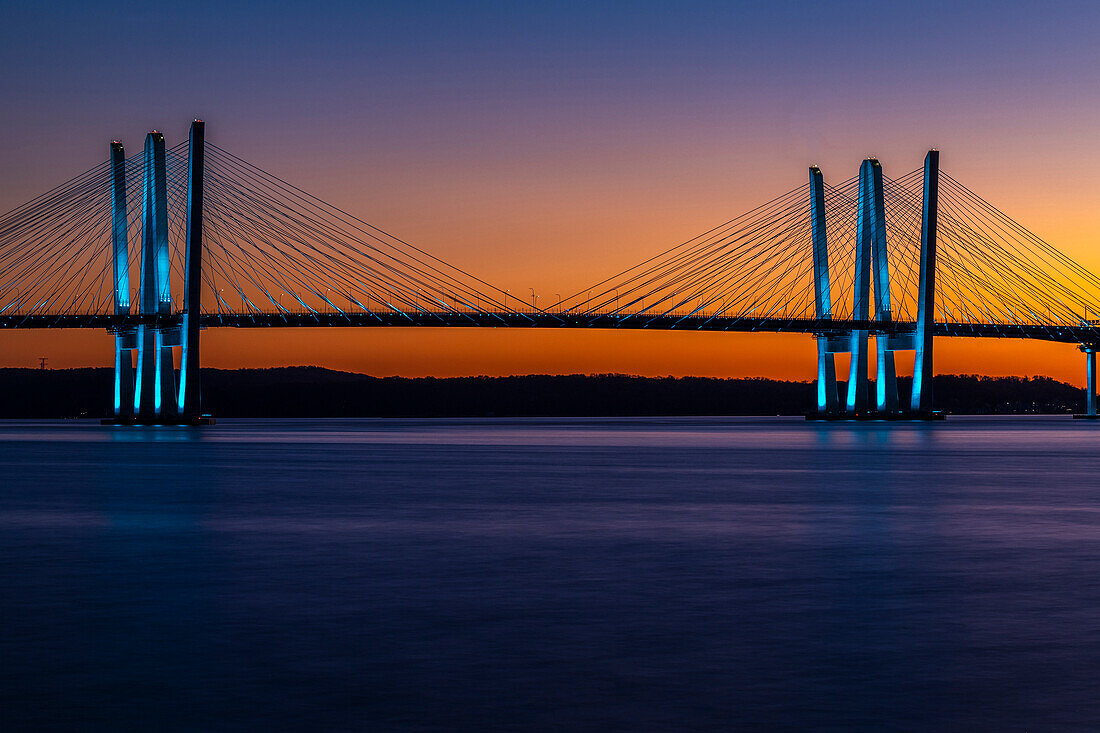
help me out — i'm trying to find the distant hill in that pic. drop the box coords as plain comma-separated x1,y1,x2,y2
0,367,1087,418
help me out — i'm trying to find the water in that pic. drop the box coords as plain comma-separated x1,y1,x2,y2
1,417,1098,730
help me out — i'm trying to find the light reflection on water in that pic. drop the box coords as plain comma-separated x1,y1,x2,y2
0,417,1098,730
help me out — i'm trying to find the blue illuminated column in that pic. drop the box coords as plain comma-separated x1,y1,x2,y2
809,166,838,414
176,120,204,416
109,141,135,420
846,161,874,414
868,160,898,413
178,120,205,419
135,131,176,420
910,150,940,414
1087,348,1097,417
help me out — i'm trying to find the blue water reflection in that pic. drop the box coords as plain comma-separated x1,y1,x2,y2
0,417,1097,730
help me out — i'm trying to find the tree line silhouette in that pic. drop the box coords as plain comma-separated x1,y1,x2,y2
0,367,1088,418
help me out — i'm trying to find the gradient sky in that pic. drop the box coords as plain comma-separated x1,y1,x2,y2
3,0,1100,383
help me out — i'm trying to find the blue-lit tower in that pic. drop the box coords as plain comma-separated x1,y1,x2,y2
846,158,898,415
109,141,136,419
846,160,874,413
911,150,939,415
134,131,176,420
178,120,205,419
809,166,839,415
868,159,899,413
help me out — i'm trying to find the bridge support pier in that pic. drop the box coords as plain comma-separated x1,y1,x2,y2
1090,349,1097,417
113,330,136,419
815,339,839,414
1075,347,1097,419
875,338,898,413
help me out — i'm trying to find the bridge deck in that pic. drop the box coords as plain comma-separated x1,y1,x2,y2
1,312,1097,346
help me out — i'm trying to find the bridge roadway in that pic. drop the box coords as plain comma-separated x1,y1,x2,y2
1,311,1098,346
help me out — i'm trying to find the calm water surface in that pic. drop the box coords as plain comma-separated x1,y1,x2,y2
1,417,1098,730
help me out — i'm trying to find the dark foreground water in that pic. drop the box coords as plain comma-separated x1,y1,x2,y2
1,417,1098,731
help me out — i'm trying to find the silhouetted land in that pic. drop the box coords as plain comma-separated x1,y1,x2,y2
0,367,1089,418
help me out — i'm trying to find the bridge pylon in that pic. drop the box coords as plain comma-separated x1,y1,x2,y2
910,150,940,416
809,151,943,421
103,122,212,426
846,158,898,415
177,120,205,421
108,141,136,420
133,132,177,421
845,160,874,413
809,166,840,414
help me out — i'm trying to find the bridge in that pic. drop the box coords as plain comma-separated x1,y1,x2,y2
1,120,1098,423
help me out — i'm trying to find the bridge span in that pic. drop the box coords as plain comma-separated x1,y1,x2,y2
4,312,1099,347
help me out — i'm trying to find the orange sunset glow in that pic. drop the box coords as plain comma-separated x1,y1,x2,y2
2,137,1098,385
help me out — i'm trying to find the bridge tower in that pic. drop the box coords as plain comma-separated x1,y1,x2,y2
102,123,212,426
134,131,177,421
177,120,205,420
812,152,941,420
870,161,899,413
847,159,896,414
809,166,840,414
109,141,136,420
911,150,939,415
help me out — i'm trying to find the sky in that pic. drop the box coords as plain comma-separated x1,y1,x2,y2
2,0,1100,383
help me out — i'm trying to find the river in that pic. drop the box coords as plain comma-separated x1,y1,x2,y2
1,417,1097,730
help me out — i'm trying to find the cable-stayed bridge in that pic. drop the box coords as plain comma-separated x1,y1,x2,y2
1,121,1098,423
